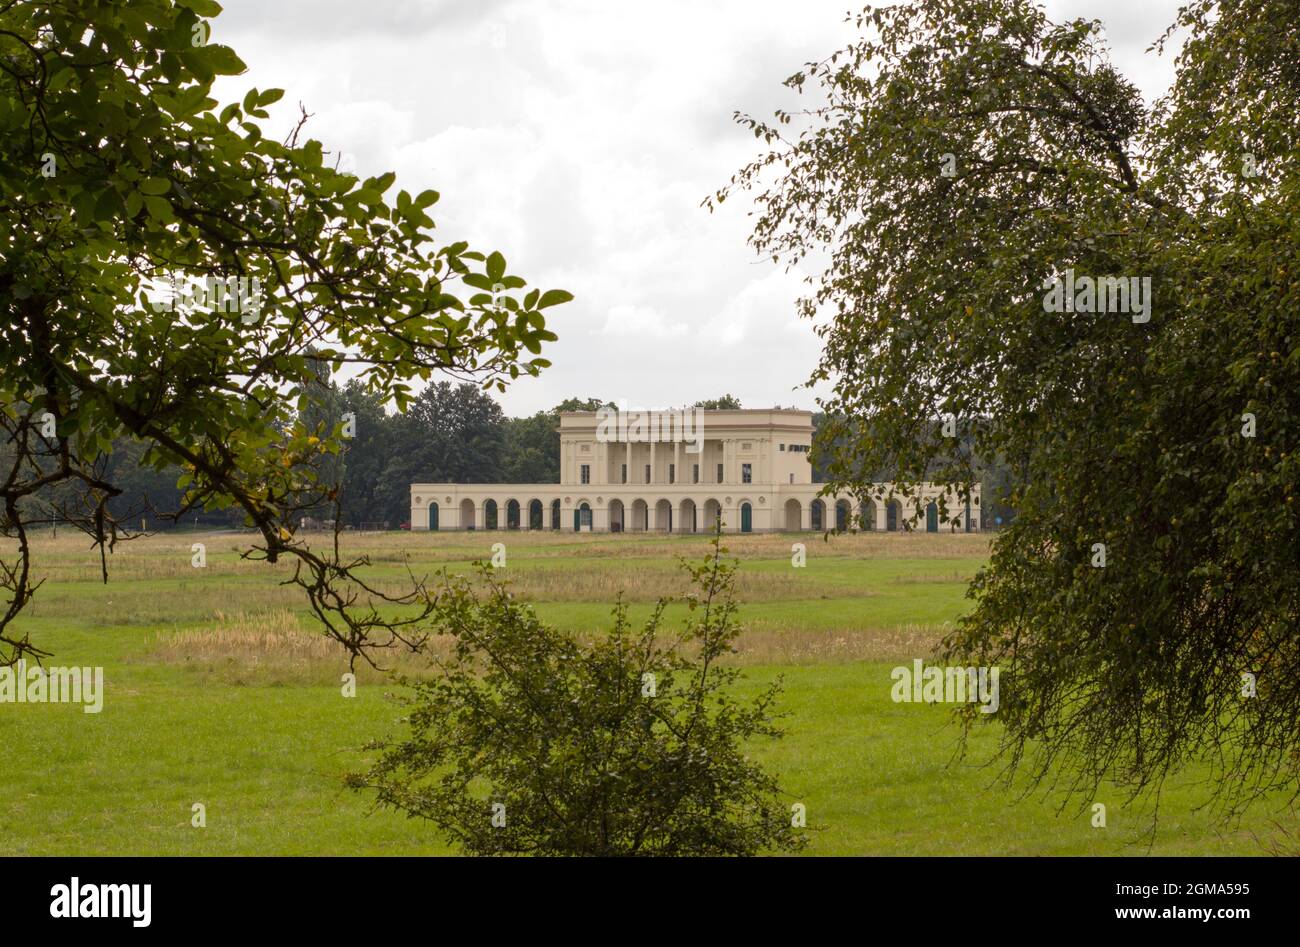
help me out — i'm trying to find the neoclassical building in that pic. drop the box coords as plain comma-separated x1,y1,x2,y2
410,408,981,533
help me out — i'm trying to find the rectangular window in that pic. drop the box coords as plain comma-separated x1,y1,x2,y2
717,463,724,483
779,443,785,451
789,473,794,484
742,463,752,484
645,464,651,483
621,464,627,484
669,463,675,484
580,464,590,485
693,464,699,484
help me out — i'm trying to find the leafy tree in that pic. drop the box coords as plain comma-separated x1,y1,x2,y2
411,381,506,483
502,410,560,484
368,381,503,526
349,532,807,855
552,396,612,414
715,0,1300,813
694,395,742,410
500,397,615,485
295,352,347,519
0,0,569,666
334,379,397,528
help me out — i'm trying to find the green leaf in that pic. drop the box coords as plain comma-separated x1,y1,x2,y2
143,196,173,222
182,0,225,16
203,44,248,76
536,289,573,309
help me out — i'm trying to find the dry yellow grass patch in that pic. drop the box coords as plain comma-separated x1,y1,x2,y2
728,621,952,665
444,564,871,604
145,610,445,684
141,604,948,687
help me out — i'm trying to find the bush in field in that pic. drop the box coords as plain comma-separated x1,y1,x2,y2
348,532,807,856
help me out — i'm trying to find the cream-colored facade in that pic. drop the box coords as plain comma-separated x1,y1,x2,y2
410,409,982,533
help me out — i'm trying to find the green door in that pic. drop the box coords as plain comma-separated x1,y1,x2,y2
573,508,581,532
428,502,438,531
926,501,938,532
740,503,752,533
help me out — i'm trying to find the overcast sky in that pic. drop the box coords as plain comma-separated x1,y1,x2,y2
212,0,1187,417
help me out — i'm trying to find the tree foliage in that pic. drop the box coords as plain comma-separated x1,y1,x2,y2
715,0,1300,812
349,531,807,856
693,394,742,410
0,0,571,666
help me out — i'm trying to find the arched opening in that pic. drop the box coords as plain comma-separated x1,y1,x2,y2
811,499,826,531
574,502,592,532
702,499,721,532
630,499,648,531
926,500,939,533
886,499,901,532
609,499,625,532
679,499,697,533
859,500,876,531
428,501,439,531
740,502,753,533
506,499,521,530
459,498,476,531
528,499,543,530
835,499,850,531
655,499,672,532
484,499,499,530
784,498,801,531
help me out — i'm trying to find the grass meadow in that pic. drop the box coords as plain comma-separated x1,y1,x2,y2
0,528,1290,855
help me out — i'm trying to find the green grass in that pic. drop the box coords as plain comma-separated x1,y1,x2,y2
0,530,1287,855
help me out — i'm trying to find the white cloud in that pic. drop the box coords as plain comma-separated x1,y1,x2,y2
602,304,689,339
